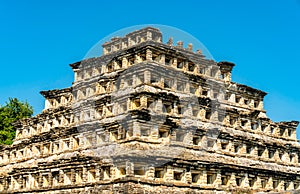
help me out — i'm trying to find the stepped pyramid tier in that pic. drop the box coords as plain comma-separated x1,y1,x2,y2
0,27,299,193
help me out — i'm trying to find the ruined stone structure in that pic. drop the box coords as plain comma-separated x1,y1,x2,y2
0,27,299,193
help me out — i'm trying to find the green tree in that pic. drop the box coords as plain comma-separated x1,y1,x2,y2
0,98,33,145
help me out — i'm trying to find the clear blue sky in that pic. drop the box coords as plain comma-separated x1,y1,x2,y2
0,1,299,135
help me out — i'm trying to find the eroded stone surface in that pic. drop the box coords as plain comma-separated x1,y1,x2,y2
0,27,299,193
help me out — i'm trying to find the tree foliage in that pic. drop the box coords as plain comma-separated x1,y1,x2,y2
0,98,33,145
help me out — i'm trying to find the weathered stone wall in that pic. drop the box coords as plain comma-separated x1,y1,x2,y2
0,27,299,194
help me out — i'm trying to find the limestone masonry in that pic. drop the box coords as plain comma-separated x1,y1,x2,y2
0,27,299,193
